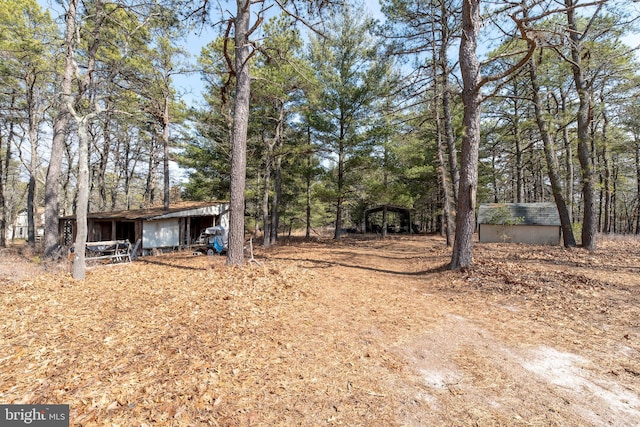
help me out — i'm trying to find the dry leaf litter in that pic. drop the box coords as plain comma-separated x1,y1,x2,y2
1,235,639,426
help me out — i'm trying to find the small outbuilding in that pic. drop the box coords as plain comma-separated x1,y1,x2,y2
60,201,229,254
477,202,561,245
364,205,413,234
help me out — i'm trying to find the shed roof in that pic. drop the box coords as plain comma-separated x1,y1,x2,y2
477,203,560,226
61,201,228,221
364,205,411,215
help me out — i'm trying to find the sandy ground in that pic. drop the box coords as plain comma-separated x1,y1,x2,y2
1,235,639,426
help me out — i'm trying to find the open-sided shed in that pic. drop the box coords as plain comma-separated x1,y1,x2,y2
364,205,412,233
60,201,229,254
477,203,561,245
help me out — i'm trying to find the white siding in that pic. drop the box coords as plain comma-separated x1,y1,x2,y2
143,219,180,248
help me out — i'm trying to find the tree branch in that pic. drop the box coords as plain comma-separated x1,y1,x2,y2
479,13,537,95
272,0,327,39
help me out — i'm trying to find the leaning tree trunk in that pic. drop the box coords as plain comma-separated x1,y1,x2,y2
450,0,481,270
529,56,576,247
226,0,251,265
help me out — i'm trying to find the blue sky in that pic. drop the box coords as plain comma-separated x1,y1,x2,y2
174,0,385,106
36,0,639,109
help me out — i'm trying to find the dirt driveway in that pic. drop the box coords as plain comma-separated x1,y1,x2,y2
264,235,640,426
1,235,639,426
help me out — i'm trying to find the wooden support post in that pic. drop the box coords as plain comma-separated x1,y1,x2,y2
186,217,191,248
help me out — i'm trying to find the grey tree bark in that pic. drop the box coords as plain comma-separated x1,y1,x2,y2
565,0,598,250
162,86,171,210
226,0,252,265
450,0,535,269
450,0,482,269
528,55,576,247
72,118,90,280
438,0,459,206
44,0,75,258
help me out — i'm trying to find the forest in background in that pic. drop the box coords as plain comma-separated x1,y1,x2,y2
1,0,640,272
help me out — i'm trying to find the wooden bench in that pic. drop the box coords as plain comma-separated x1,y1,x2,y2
85,240,132,263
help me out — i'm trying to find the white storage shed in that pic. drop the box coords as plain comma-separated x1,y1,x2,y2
477,203,562,245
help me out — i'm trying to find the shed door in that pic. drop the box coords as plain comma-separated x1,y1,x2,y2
143,219,179,249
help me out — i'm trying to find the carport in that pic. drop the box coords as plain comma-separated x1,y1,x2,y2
364,205,412,234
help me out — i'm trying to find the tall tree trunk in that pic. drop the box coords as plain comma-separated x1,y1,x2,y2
450,0,481,270
490,149,499,203
601,146,611,233
125,143,141,210
437,119,453,246
0,133,5,248
144,140,159,206
514,103,524,203
70,0,104,279
63,141,75,215
270,103,285,245
26,69,39,247
566,0,597,250
636,139,640,234
162,93,170,210
559,87,574,221
226,0,251,265
529,56,576,247
334,140,345,240
601,99,611,233
110,134,122,210
271,154,282,243
96,110,112,211
262,142,272,247
27,176,36,245
382,143,389,239
382,205,388,238
1,94,17,247
305,127,312,239
612,159,618,233
45,0,76,257
72,118,90,280
432,14,453,246
439,0,459,206
263,100,285,246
